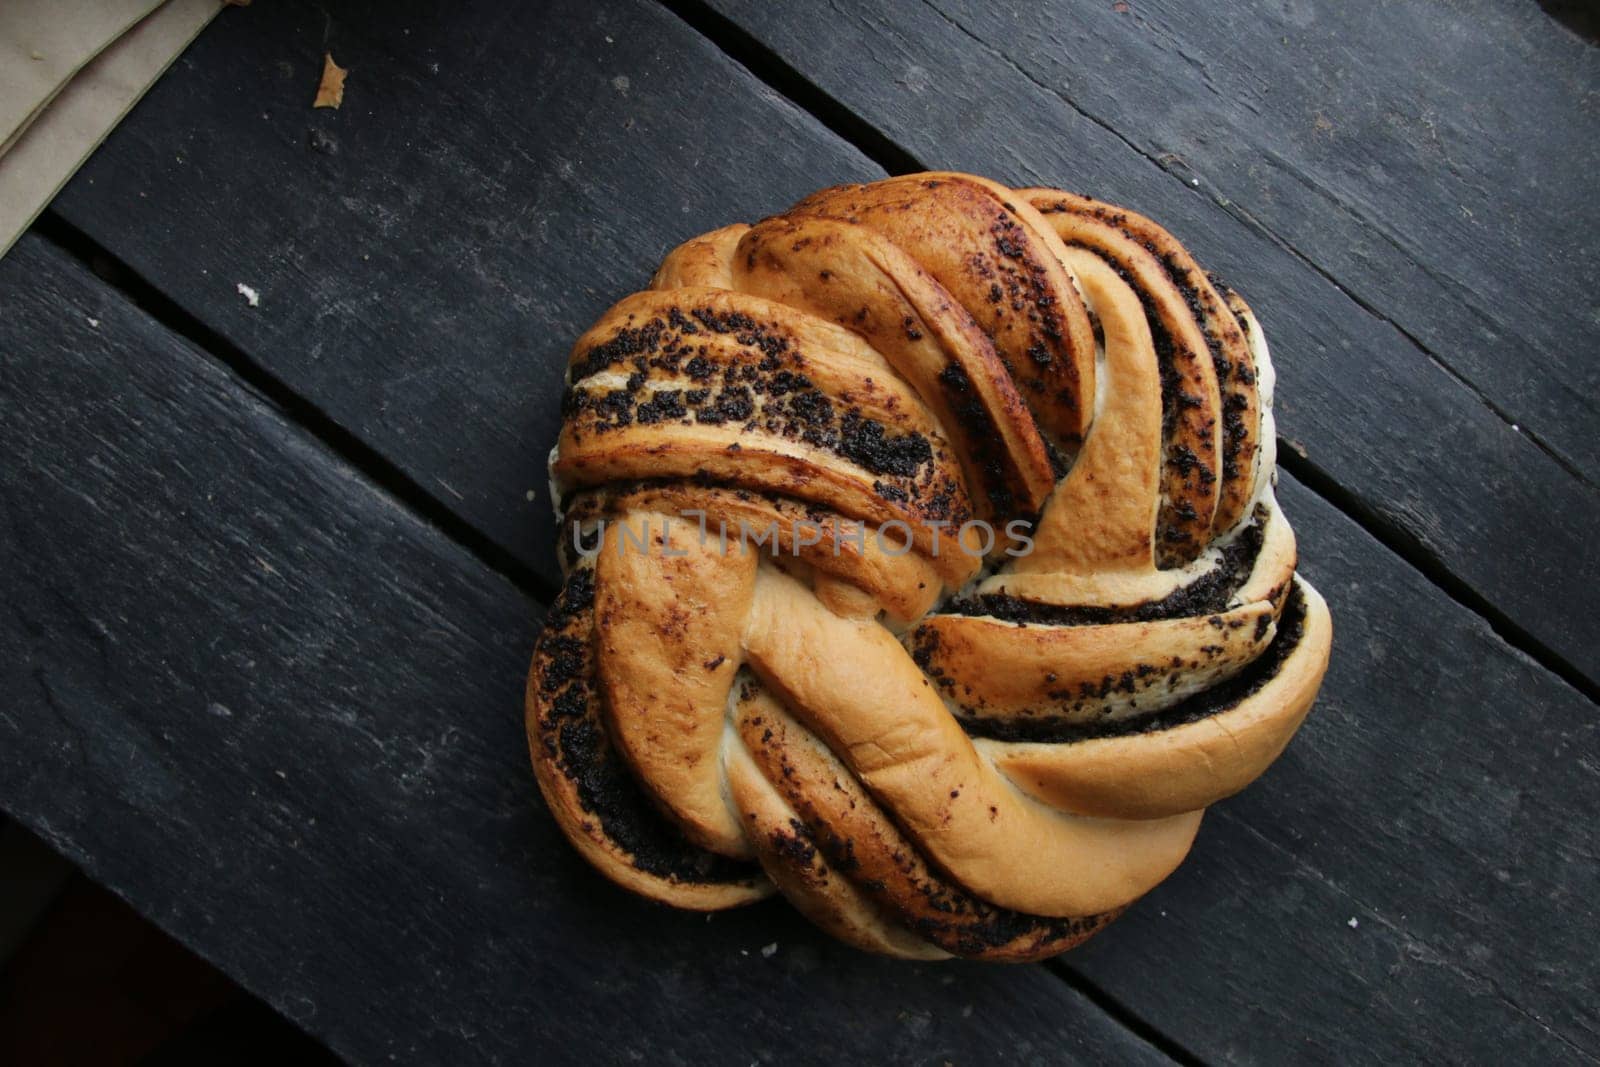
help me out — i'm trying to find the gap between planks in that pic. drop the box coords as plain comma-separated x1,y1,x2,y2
654,0,1600,711
31,212,559,609
1044,960,1206,1067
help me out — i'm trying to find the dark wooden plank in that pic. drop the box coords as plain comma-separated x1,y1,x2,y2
1056,472,1600,1063
48,0,882,595
0,235,1167,1065
916,0,1600,476
694,0,1600,689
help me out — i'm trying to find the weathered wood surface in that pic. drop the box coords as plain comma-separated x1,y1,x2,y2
8,0,1598,1061
695,0,1600,689
50,0,1600,685
0,236,1167,1066
48,0,881,595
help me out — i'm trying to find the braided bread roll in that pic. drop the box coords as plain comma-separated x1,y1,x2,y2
526,173,1332,961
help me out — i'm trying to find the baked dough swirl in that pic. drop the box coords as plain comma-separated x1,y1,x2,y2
526,173,1332,961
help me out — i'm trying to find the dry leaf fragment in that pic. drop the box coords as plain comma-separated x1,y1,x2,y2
314,53,347,109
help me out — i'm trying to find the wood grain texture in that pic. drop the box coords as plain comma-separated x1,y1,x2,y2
699,0,1600,689
925,0,1600,476
47,0,882,594
14,1,1598,1061
1062,472,1600,1063
0,236,1166,1066
47,0,1600,685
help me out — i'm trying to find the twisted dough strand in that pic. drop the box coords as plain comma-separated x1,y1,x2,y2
527,173,1332,961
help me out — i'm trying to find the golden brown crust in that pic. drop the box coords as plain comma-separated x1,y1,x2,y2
725,738,950,960
557,287,977,571
1024,190,1265,539
560,484,946,621
651,223,746,290
595,513,756,857
1017,247,1164,575
524,172,1330,961
911,599,1278,726
791,174,1096,452
978,578,1332,820
730,213,1056,522
525,558,770,909
742,567,1203,918
1021,190,1225,566
734,687,1116,961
